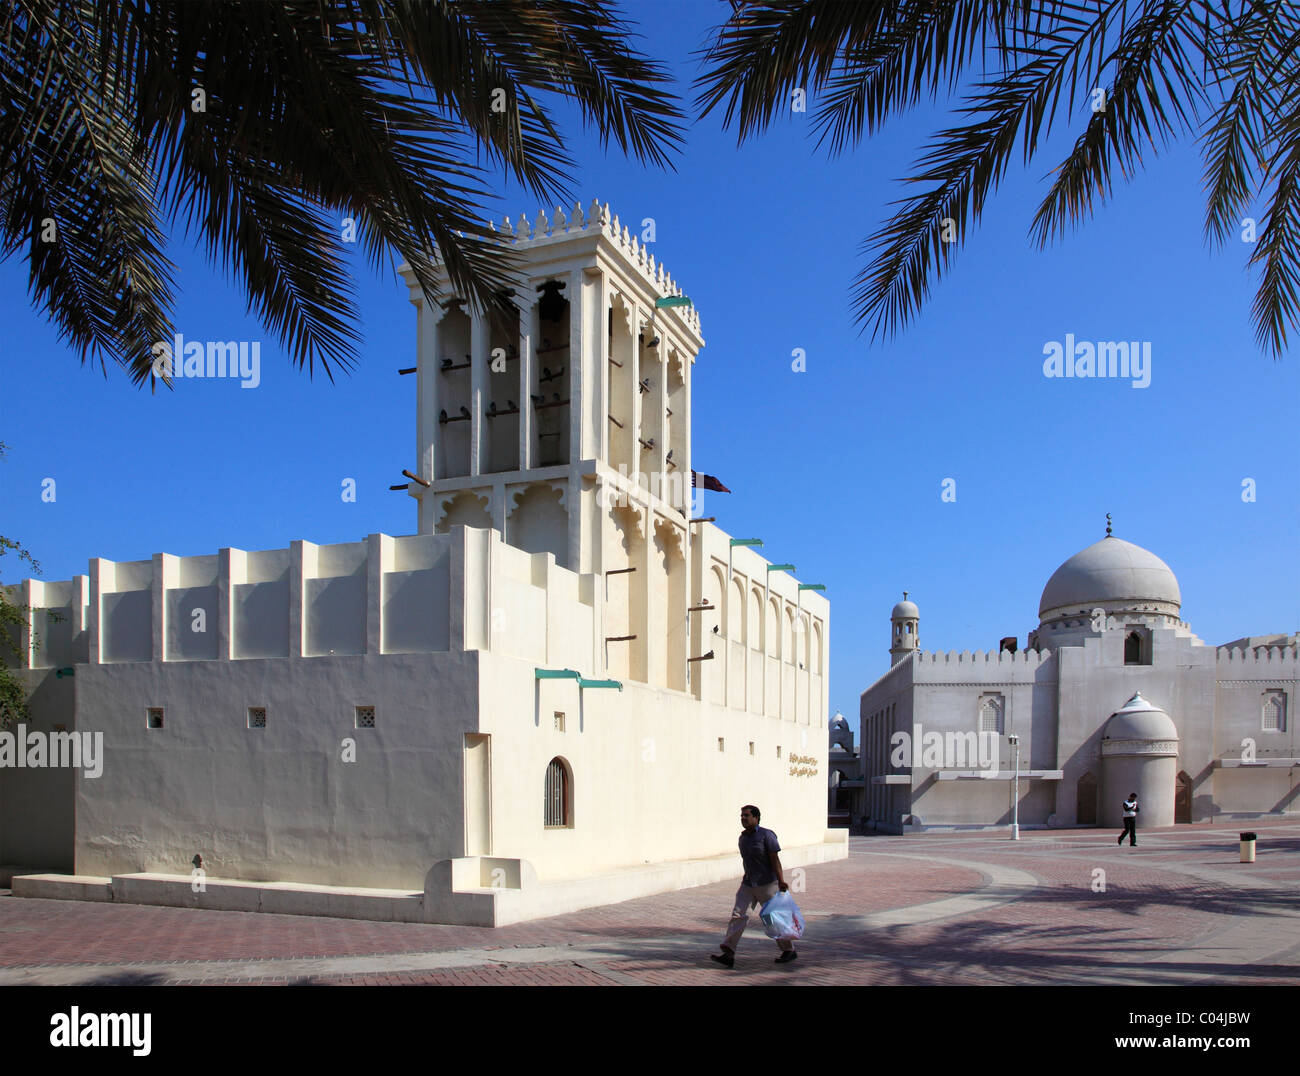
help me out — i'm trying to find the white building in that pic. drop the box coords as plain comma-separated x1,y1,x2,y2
2,201,842,924
860,530,1298,833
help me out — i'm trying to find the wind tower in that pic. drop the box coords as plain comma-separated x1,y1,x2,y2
399,200,705,688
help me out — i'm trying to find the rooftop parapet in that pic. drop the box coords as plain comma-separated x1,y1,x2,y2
1216,645,1299,664
914,648,1052,666
483,199,701,339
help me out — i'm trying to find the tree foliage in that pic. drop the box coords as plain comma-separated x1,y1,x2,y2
0,444,39,727
697,0,1300,355
1,0,685,383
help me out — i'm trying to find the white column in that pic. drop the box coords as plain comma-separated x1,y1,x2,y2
72,575,89,664
87,559,109,665
469,310,489,476
568,268,586,465
519,292,538,471
290,540,317,659
366,533,390,655
153,553,177,662
218,548,240,661
416,300,442,533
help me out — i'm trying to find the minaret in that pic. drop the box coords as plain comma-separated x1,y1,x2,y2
890,590,919,665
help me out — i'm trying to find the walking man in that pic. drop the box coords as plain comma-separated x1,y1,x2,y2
710,804,796,968
1117,792,1139,847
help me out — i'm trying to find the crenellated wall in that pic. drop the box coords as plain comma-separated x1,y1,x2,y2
912,648,1052,667
8,533,456,669
1216,645,1300,665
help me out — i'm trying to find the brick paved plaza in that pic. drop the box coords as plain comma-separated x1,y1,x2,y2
2,820,1297,987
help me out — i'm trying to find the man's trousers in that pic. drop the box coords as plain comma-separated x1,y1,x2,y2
722,881,793,952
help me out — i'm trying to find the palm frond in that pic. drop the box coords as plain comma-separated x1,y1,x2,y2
1,0,684,383
853,7,1111,339
1031,1,1209,248
0,0,175,374
1200,1,1296,247
694,0,898,142
812,2,980,157
699,0,1300,355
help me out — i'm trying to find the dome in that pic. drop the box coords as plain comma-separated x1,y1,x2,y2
1039,537,1180,617
830,712,849,729
1102,692,1178,742
891,591,919,619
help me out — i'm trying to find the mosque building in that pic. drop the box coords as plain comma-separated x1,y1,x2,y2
827,712,863,827
860,524,1297,833
1,201,841,924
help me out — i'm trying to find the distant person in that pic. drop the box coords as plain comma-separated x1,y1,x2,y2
1118,793,1139,847
710,805,797,968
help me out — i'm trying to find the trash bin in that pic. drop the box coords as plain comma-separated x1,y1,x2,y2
1240,832,1257,863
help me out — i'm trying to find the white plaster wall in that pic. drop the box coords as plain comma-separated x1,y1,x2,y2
1214,647,1298,814
478,651,828,883
72,651,481,888
1057,629,1216,821
908,651,1053,825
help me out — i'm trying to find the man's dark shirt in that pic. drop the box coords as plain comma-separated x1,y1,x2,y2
739,825,781,886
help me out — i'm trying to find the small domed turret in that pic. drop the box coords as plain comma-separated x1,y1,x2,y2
829,711,853,753
890,590,919,665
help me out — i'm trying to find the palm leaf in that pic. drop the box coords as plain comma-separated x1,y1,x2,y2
1,0,685,383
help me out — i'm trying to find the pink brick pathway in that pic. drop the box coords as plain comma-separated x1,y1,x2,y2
2,819,1296,986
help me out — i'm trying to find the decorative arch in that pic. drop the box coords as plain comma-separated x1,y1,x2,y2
766,596,780,657
748,587,762,651
435,491,491,533
611,503,646,543
611,292,635,336
728,576,745,643
509,481,566,517
706,565,726,638
653,517,684,565
668,343,688,385
812,621,823,675
508,484,568,567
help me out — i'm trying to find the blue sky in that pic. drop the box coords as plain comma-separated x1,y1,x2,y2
2,0,1297,726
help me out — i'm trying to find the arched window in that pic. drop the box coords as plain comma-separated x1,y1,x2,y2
1263,691,1287,732
545,757,572,827
978,694,1004,734
1124,631,1142,664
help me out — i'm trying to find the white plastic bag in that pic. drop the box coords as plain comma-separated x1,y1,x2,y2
759,890,805,940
